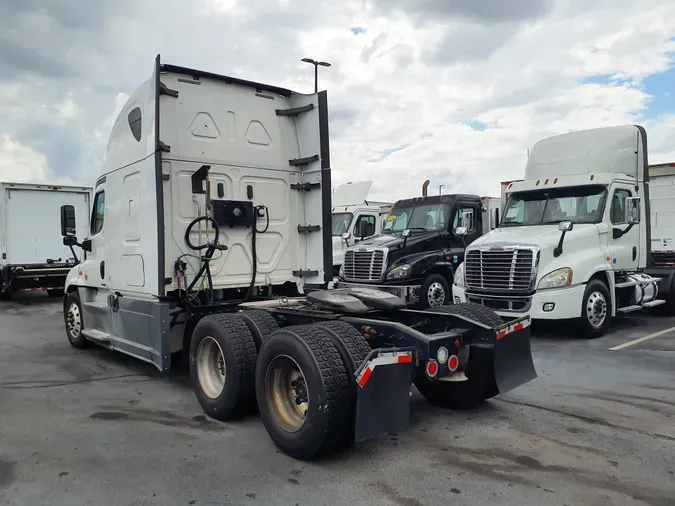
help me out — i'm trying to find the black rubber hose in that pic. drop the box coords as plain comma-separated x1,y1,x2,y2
184,215,220,296
184,216,219,251
244,226,257,302
244,206,269,302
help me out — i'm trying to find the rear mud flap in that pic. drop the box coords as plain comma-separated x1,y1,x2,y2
493,316,537,393
353,349,415,442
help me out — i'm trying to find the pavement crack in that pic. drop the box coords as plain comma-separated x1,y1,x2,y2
0,373,152,390
496,398,675,442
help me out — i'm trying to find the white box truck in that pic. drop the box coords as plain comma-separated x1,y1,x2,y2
453,125,673,338
57,55,536,460
331,180,392,275
0,181,91,298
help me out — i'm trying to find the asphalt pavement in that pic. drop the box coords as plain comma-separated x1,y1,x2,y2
1,294,674,506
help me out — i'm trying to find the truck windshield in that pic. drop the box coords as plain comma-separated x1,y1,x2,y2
332,212,353,236
502,185,606,226
383,203,449,233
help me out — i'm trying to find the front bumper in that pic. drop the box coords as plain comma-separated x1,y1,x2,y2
337,281,421,304
452,283,585,320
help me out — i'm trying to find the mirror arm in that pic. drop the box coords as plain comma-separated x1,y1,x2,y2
553,230,567,258
68,245,80,264
612,223,634,240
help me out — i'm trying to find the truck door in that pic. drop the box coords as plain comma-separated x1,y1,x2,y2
607,185,640,270
351,213,377,242
451,202,482,245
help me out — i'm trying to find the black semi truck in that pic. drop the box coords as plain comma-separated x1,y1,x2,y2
337,191,501,308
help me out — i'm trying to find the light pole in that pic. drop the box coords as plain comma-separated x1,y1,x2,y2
439,184,445,195
301,58,331,93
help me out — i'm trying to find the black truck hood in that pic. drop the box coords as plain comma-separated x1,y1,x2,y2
354,231,440,251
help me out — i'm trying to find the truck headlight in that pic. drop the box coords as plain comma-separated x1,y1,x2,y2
537,267,573,289
338,263,345,279
386,264,411,280
453,262,465,288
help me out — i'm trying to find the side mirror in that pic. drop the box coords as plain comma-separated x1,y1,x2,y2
490,208,500,230
341,232,351,241
81,238,92,252
457,210,474,233
60,205,76,236
63,236,78,247
625,197,641,224
402,229,411,237
455,226,468,236
558,221,573,232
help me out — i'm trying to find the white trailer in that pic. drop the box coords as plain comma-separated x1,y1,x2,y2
0,182,91,298
331,181,392,274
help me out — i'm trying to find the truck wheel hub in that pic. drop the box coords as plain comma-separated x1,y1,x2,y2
427,282,446,307
67,303,81,339
196,336,226,399
265,356,309,433
586,291,607,328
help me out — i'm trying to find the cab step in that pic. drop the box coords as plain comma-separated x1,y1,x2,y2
82,328,112,344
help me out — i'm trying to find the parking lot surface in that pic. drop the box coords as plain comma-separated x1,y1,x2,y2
1,294,674,506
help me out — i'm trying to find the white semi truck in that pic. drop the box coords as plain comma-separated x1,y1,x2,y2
0,181,91,298
453,125,672,338
331,181,392,275
58,55,536,460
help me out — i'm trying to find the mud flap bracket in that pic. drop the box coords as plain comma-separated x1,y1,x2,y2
353,348,415,442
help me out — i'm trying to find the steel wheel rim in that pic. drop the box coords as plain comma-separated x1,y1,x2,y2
66,302,81,340
586,291,607,328
196,336,226,399
265,355,309,433
427,281,446,307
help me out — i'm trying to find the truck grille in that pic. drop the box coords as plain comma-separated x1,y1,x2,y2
343,249,386,282
465,248,536,293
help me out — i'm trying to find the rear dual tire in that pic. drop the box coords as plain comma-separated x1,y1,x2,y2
414,303,501,409
255,325,353,460
190,314,370,459
189,314,258,420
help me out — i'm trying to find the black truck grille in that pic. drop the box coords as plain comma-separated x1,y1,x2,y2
465,248,535,293
343,249,386,282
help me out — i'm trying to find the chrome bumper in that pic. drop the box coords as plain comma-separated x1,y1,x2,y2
337,281,421,304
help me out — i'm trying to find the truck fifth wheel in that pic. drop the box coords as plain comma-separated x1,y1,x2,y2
59,55,537,460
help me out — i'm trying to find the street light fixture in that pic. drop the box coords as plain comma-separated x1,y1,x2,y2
301,58,331,93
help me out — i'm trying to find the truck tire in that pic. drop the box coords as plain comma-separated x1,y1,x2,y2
315,321,373,444
579,279,611,339
255,325,351,460
419,273,450,309
414,303,498,409
189,314,257,420
64,291,91,349
238,310,280,350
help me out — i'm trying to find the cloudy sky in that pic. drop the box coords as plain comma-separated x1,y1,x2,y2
1,0,674,201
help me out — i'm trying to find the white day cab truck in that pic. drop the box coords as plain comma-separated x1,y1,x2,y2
453,125,674,338
58,55,537,460
331,180,392,276
0,181,91,299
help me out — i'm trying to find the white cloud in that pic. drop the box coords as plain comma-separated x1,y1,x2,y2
0,135,52,182
0,0,674,201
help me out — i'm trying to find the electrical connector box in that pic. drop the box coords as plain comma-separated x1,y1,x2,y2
212,200,255,228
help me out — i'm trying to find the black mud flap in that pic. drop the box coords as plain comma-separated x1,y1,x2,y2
353,348,415,442
493,316,537,393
